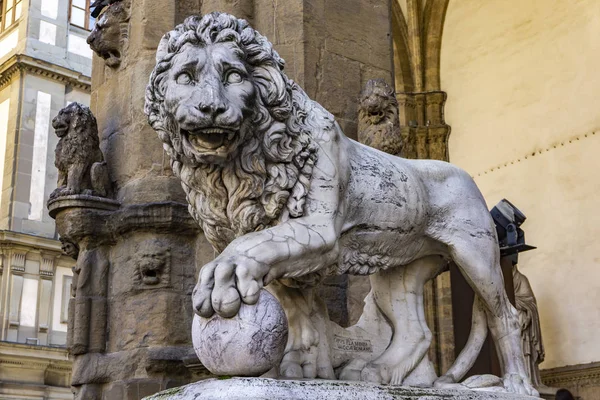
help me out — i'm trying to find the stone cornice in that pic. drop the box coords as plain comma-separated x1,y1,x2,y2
541,362,600,386
50,198,200,246
0,54,91,92
0,341,71,363
0,230,63,253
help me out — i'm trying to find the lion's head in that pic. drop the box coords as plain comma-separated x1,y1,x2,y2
145,13,323,252
357,78,402,156
87,1,130,68
53,102,101,170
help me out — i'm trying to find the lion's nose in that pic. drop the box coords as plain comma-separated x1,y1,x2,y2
198,101,227,117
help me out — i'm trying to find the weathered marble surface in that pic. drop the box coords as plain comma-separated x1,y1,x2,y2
145,12,536,396
193,289,288,376
513,266,546,388
144,378,541,400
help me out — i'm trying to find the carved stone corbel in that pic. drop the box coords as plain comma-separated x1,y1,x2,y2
87,0,131,69
10,252,26,273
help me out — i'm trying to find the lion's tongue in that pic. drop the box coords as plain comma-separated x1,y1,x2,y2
190,132,225,149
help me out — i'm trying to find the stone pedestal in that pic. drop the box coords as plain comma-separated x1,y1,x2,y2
50,195,215,399
144,378,541,400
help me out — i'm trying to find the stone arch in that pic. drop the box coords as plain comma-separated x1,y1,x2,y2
391,0,415,93
391,0,449,93
423,0,449,91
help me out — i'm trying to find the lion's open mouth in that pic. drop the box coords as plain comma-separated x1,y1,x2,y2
53,123,69,137
183,128,236,151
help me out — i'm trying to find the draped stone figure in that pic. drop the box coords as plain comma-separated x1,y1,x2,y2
513,265,545,387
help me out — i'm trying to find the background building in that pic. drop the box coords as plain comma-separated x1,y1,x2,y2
0,0,92,397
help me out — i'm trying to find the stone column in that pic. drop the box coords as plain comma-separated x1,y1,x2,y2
51,1,216,399
253,0,393,141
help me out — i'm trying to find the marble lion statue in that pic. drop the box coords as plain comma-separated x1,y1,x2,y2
50,102,111,199
145,13,536,395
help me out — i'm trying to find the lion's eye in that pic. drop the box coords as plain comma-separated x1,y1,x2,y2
176,73,193,85
225,71,243,84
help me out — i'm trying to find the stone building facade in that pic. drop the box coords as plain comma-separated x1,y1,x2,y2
0,0,92,397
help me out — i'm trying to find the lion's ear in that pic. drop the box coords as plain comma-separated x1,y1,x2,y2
156,35,170,62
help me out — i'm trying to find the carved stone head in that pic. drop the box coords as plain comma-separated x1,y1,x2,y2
357,79,402,156
52,102,98,140
144,12,293,165
133,239,171,287
358,78,398,125
87,0,130,68
145,13,318,251
60,238,80,260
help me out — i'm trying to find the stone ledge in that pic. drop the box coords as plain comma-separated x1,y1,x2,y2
48,195,121,218
144,378,541,400
541,361,600,386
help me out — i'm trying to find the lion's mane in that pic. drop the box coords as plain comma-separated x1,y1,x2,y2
145,13,328,252
55,103,103,172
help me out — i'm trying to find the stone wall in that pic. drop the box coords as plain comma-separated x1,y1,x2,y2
441,0,600,397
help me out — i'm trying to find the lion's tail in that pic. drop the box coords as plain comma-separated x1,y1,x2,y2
91,161,112,198
438,295,488,384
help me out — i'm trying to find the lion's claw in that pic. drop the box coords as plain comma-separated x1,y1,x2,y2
192,254,268,318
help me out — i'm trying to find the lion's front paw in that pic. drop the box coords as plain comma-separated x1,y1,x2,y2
50,187,72,199
192,255,269,318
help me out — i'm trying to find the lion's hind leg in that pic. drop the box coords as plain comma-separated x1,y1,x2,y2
360,256,442,386
445,230,537,396
268,281,335,380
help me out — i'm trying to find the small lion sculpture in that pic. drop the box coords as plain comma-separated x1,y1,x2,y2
358,78,403,156
50,102,111,200
145,13,536,396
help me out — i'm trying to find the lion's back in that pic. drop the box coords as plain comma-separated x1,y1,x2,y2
404,158,490,227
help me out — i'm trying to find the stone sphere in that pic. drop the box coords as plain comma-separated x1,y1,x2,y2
192,289,288,376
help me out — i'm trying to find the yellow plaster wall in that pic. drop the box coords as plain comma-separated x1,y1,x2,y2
442,0,600,369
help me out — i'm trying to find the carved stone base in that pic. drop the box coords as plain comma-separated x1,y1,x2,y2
47,194,121,218
144,378,541,400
